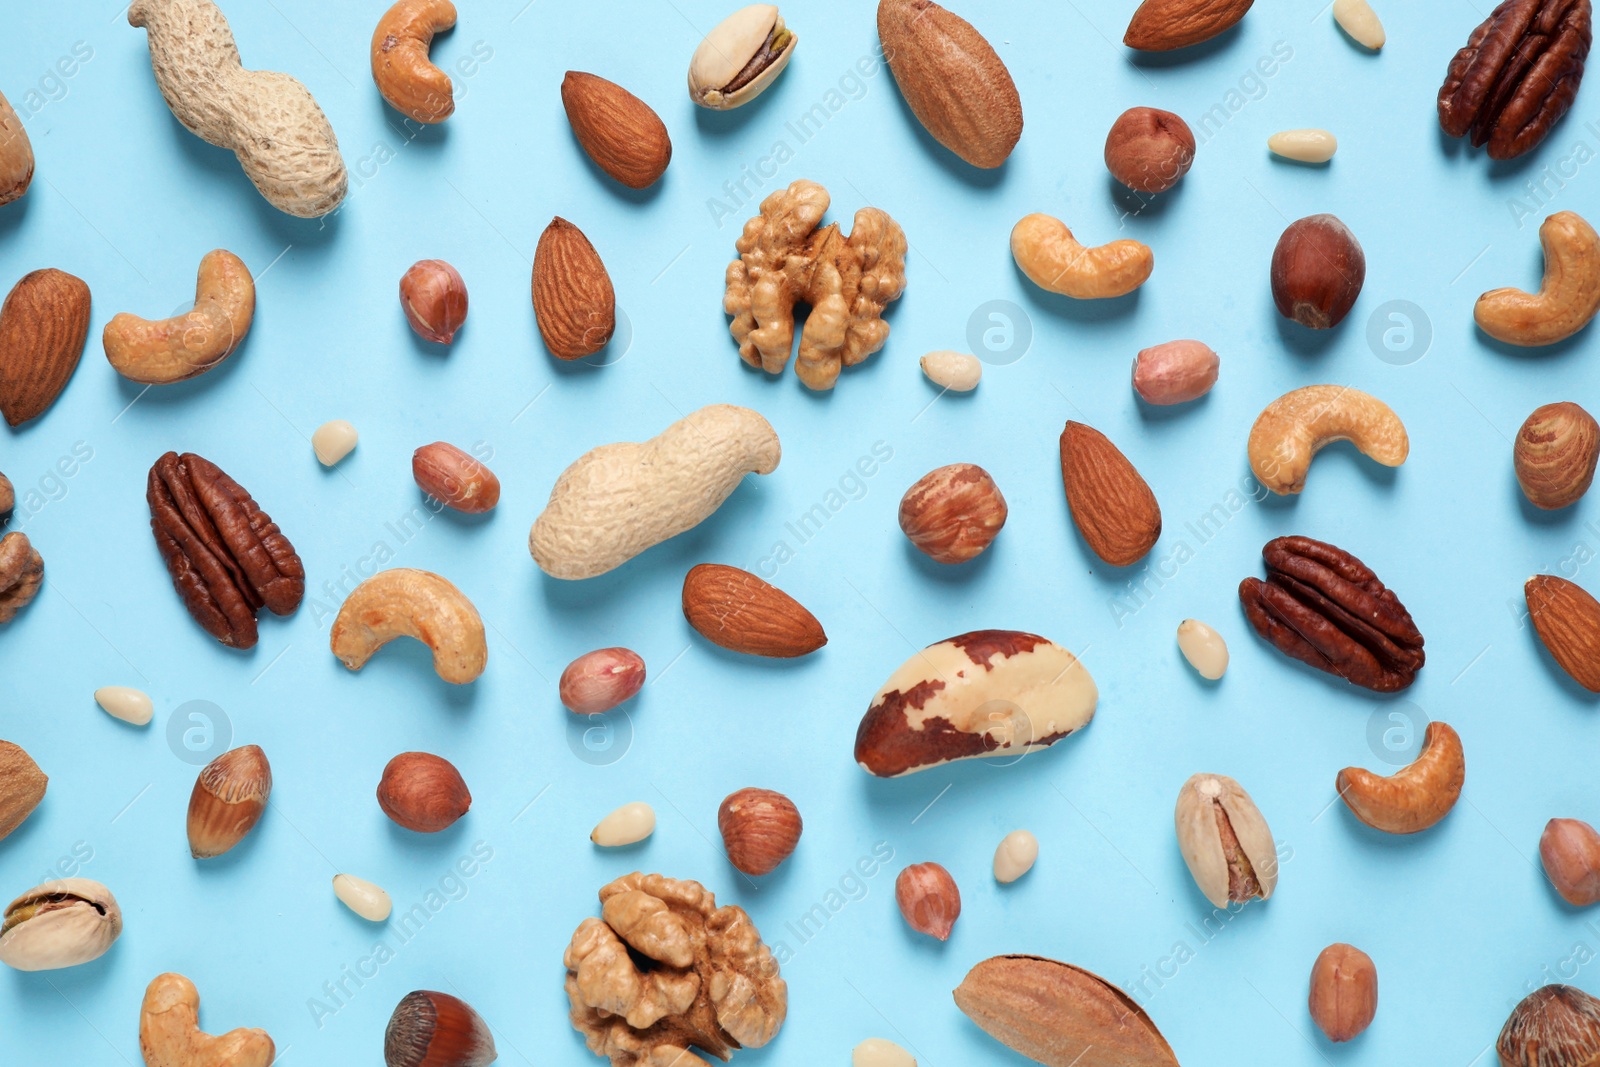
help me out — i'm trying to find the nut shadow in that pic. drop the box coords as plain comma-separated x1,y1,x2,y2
1272,308,1345,357
1526,619,1600,703
1511,471,1584,526
1135,391,1213,424
1474,324,1595,363
0,190,32,239
691,63,792,137
1012,262,1143,324
383,812,471,853
1106,175,1185,224
886,83,1007,190
901,537,1000,584
566,129,666,206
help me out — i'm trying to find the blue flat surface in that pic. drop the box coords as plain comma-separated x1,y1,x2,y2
2,0,1598,1063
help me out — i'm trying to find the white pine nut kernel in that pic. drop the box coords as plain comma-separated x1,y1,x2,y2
1268,129,1338,164
1177,619,1229,680
591,802,656,847
332,873,392,921
920,351,982,392
94,686,153,726
993,829,1039,883
312,420,359,467
1333,0,1385,50
854,1038,916,1067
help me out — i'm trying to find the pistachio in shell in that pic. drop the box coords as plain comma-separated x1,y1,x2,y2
1174,772,1278,908
688,5,797,110
0,878,122,971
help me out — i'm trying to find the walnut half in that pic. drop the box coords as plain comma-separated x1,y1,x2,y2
564,872,786,1067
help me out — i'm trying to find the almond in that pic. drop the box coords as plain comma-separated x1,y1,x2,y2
682,563,826,658
1059,421,1161,567
1124,0,1255,51
0,90,34,207
0,740,46,843
412,441,500,514
1527,575,1600,692
877,0,1022,169
532,217,615,361
0,269,91,426
560,71,671,190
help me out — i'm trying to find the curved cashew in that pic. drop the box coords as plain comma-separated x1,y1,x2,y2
1247,384,1408,495
1476,211,1600,346
1010,213,1153,299
372,0,457,123
140,972,274,1067
1337,721,1464,834
103,250,254,384
330,568,486,684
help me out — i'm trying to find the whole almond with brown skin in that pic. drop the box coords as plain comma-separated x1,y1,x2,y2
0,740,46,843
1060,421,1162,567
412,442,500,513
954,955,1180,1067
533,217,615,360
877,0,1023,169
682,563,826,657
187,745,271,858
1124,0,1255,51
718,787,802,875
1541,818,1600,906
1526,575,1600,692
561,72,671,190
1308,943,1377,1042
0,269,91,426
0,90,34,207
1516,402,1599,510
378,752,471,833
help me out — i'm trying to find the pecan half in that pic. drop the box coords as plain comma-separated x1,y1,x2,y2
1438,0,1592,160
147,452,304,649
1239,536,1424,692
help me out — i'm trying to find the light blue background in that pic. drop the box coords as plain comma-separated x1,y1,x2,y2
2,0,1597,1063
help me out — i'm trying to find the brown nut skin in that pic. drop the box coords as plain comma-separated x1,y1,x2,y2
899,463,1007,564
412,442,499,513
1271,214,1366,329
559,647,646,714
384,989,496,1067
0,471,12,526
718,787,802,875
400,260,468,344
682,564,827,658
1105,107,1195,194
1516,402,1599,510
1499,985,1600,1067
1308,943,1377,1043
560,71,672,190
187,744,271,859
0,740,46,842
896,862,960,940
0,268,92,426
1060,421,1162,567
1133,340,1218,405
1337,721,1463,834
1542,818,1600,906
1125,0,1255,50
0,532,43,625
0,90,35,207
377,752,471,833
533,217,615,360
371,0,457,124
1526,575,1600,693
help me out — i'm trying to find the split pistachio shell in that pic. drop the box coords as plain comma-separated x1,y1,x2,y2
920,350,982,391
993,829,1039,883
688,5,797,110
95,685,153,726
1269,129,1338,163
1175,774,1277,908
0,878,122,971
1333,0,1385,49
312,419,358,467
854,1037,916,1067
591,801,656,847
332,873,392,922
1176,620,1228,680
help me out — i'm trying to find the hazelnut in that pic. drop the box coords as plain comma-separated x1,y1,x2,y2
377,752,471,833
1104,107,1196,194
898,463,1008,565
1540,818,1600,906
1270,214,1366,329
1515,402,1600,510
559,647,646,714
187,745,271,859
895,862,960,940
1499,985,1600,1066
717,787,802,875
1307,942,1377,1042
412,442,500,514
384,990,496,1067
399,260,469,345
0,471,12,526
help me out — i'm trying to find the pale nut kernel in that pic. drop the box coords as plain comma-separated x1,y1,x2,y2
1176,619,1228,680
1515,402,1599,510
895,862,960,940
560,647,646,714
591,801,656,847
854,1037,916,1067
718,787,802,875
311,419,358,467
399,259,468,344
103,249,255,384
1248,385,1409,495
1540,818,1600,906
412,442,500,513
377,751,471,833
1175,773,1278,908
898,463,1007,564
1308,943,1378,1042
1011,213,1154,299
95,685,153,726
332,873,393,922
139,971,275,1067
1104,107,1195,194
330,568,488,685
689,5,797,110
1476,211,1600,347
1133,340,1218,405
1337,721,1464,834
1271,214,1365,329
1333,0,1385,49
920,350,981,391
992,830,1038,884
1268,129,1338,164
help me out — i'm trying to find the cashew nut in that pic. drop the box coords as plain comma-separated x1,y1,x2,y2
371,0,457,124
330,568,487,684
103,250,255,384
140,972,274,1067
1336,721,1464,834
129,0,347,218
1247,384,1408,495
1476,211,1600,346
1010,213,1153,299
530,404,781,579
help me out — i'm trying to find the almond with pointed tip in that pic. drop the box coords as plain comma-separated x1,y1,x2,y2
682,564,826,657
1124,0,1255,51
1527,575,1600,692
533,217,615,360
0,269,91,426
187,745,271,858
1060,421,1162,567
561,71,671,189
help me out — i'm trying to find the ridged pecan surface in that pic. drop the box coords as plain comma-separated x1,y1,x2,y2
147,452,304,649
1438,0,1592,160
1239,536,1424,692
